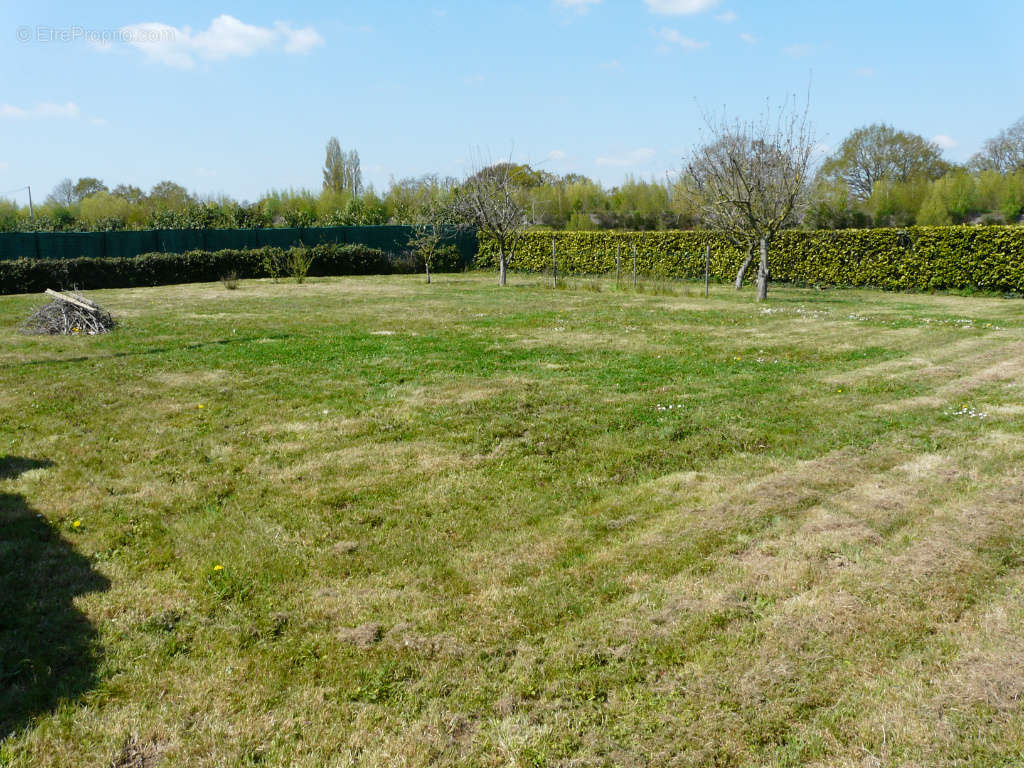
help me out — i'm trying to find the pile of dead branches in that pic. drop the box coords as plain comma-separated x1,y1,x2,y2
21,289,116,336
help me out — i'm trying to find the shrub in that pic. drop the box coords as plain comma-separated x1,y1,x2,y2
478,225,1024,293
285,247,315,283
0,243,392,295
260,247,285,282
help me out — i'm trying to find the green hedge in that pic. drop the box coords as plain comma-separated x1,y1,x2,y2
0,244,393,295
478,226,1024,293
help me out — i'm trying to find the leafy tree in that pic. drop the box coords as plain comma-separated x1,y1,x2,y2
866,177,930,226
999,171,1024,222
112,184,145,205
819,124,951,201
323,137,363,196
970,116,1024,173
148,181,191,210
0,199,22,232
79,192,131,229
916,171,979,225
323,137,345,193
804,178,870,229
465,163,551,190
72,177,108,201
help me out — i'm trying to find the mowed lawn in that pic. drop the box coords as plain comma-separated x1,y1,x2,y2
2,273,1024,767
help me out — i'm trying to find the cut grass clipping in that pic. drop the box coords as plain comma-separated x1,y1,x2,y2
2,273,1024,767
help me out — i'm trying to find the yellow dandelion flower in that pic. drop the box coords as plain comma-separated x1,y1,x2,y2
213,564,224,571
72,519,82,528
198,404,205,409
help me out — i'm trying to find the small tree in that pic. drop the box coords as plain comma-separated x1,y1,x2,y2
409,198,455,284
451,160,528,286
685,97,816,301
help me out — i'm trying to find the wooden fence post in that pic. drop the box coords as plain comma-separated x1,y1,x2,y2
552,237,557,288
704,243,710,297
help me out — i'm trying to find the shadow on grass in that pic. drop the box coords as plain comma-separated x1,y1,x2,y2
0,457,109,740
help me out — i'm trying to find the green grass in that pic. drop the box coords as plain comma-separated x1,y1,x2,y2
2,273,1024,767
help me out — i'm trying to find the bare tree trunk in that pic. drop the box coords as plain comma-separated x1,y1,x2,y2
756,237,769,302
499,247,507,286
425,258,431,285
735,242,755,290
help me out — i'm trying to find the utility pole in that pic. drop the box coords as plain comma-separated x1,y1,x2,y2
7,186,34,218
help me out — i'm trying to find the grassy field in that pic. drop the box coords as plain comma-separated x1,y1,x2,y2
2,273,1024,767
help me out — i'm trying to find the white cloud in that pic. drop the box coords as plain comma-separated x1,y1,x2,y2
715,10,737,22
658,27,709,50
855,66,875,77
274,22,324,54
0,101,80,119
597,148,657,167
602,58,623,70
547,149,568,161
555,0,602,9
933,134,957,150
739,32,756,43
119,15,323,69
783,43,814,58
645,0,719,15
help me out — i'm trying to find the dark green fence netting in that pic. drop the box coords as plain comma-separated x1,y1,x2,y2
0,227,478,269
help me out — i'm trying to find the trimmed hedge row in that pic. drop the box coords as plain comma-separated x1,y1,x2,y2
0,244,393,295
478,225,1024,292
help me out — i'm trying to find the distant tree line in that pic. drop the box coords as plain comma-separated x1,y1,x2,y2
2,119,1022,235
806,119,1024,228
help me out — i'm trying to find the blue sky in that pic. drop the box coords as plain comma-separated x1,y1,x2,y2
2,0,1021,204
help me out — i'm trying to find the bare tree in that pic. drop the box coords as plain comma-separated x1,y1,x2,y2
46,178,75,207
409,197,455,284
451,159,528,286
678,164,756,289
684,96,816,301
970,116,1024,174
